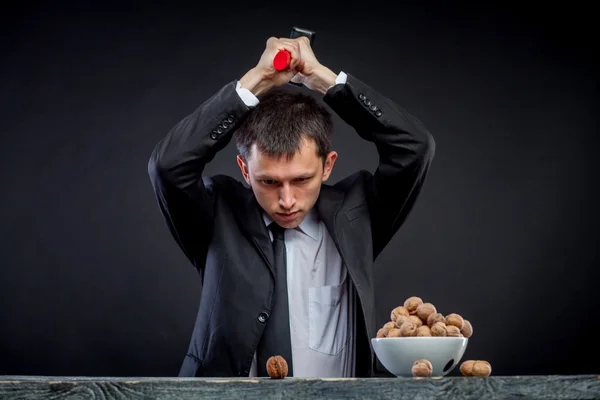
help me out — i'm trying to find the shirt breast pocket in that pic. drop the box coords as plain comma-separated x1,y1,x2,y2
308,280,349,355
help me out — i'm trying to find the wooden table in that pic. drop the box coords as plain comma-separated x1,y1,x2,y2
1,375,598,399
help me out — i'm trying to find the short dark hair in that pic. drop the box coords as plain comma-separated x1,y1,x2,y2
235,88,333,162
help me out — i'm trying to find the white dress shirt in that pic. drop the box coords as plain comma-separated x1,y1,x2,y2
235,73,356,377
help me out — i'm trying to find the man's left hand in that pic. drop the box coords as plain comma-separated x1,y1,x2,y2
290,37,338,94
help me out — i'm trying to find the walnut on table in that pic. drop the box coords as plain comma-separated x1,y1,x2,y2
472,360,492,376
460,360,491,376
266,355,288,379
412,359,433,377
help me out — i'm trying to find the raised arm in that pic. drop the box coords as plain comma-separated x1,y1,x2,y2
324,75,435,260
147,83,250,269
288,37,435,260
147,37,307,270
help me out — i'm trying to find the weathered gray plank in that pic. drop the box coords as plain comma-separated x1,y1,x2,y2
0,375,599,400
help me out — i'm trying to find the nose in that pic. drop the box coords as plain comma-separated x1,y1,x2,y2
279,183,296,210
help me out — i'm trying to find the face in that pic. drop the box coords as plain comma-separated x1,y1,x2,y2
237,137,337,228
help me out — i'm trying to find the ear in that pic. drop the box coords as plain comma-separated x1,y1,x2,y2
322,151,338,182
237,155,251,185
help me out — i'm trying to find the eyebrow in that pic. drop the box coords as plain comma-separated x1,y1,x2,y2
255,173,314,181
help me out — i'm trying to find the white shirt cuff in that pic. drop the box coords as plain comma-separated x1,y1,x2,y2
335,71,348,85
235,71,347,106
235,81,259,107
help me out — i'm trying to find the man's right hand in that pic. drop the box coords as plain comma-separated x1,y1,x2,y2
239,37,303,97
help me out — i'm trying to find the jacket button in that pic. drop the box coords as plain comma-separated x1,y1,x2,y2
227,116,234,123
257,312,269,323
358,93,365,100
210,132,218,140
375,110,382,117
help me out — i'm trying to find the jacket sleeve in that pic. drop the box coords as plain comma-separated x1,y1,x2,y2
323,73,436,260
147,81,251,270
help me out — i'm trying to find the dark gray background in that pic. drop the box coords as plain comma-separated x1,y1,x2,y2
1,2,597,377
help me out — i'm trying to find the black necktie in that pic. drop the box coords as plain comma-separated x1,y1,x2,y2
257,222,294,377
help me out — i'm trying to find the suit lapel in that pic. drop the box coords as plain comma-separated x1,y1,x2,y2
231,187,276,279
316,184,367,299
315,184,346,258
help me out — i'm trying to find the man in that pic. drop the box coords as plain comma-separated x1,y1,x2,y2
148,36,435,378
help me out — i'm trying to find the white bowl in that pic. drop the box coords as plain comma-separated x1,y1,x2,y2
371,337,468,377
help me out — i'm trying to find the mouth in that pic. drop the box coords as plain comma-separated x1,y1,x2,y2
276,211,299,220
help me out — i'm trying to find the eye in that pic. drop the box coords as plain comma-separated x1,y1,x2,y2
262,180,276,185
296,177,310,183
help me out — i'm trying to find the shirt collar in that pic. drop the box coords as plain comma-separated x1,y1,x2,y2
262,208,320,241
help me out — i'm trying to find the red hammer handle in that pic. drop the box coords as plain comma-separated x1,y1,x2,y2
273,49,291,71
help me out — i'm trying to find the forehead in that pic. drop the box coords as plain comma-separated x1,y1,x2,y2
248,139,321,179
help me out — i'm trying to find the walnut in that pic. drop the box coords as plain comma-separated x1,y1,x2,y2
387,328,402,337
445,313,464,330
376,327,389,338
460,360,491,376
390,306,410,321
416,303,436,322
266,355,288,379
412,359,433,377
427,312,446,327
409,315,423,328
472,361,492,376
460,360,475,376
416,325,432,336
404,296,423,315
380,297,474,344
399,321,417,337
446,325,461,337
383,321,396,330
394,315,412,329
461,319,473,338
431,321,447,336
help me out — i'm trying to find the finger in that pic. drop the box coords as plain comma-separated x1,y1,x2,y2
275,46,300,70
277,38,300,52
279,38,299,46
278,38,301,59
294,58,305,72
295,36,310,47
289,53,302,70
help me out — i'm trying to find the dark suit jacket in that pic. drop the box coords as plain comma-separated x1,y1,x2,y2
147,73,435,377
